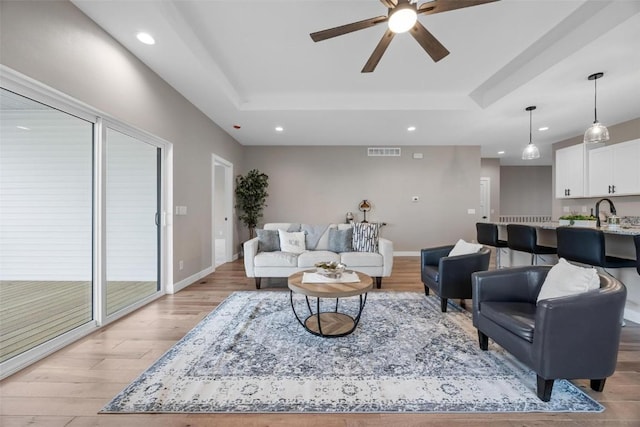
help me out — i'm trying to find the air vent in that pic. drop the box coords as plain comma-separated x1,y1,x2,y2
367,147,401,157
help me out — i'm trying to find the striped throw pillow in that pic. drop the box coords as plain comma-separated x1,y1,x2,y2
352,223,379,252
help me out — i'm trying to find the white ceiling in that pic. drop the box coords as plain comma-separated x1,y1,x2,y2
72,0,640,165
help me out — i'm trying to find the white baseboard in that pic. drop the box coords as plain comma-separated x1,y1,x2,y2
394,251,420,256
624,308,640,324
171,266,214,294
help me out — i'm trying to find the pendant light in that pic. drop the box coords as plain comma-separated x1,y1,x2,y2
522,106,540,160
583,72,609,144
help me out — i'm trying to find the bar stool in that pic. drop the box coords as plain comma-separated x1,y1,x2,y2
506,224,556,265
556,227,636,271
634,234,640,275
476,222,508,269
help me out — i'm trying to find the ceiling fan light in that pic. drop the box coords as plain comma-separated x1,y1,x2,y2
584,121,610,144
522,143,540,160
388,8,417,33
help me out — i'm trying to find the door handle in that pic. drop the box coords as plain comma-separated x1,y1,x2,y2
611,185,616,194
155,212,159,226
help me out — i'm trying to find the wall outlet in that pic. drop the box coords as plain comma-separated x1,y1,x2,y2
581,206,587,213
179,260,184,270
563,206,570,213
467,208,476,214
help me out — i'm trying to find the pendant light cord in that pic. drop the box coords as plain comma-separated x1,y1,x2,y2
529,108,532,144
593,77,598,123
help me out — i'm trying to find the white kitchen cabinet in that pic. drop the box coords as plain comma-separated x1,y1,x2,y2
555,144,585,198
588,139,640,197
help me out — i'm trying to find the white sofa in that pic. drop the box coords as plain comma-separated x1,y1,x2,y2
243,222,393,289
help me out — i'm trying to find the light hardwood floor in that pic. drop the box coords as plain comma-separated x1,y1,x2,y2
1,256,639,426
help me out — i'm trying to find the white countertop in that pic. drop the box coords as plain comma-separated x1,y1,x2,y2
494,221,640,236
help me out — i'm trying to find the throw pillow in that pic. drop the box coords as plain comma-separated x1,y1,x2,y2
537,258,600,303
352,223,379,252
448,239,483,257
255,229,280,252
278,229,306,254
328,228,353,253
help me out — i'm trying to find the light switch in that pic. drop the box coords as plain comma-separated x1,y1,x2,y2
467,209,476,214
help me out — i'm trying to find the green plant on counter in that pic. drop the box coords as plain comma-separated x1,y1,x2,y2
559,214,597,220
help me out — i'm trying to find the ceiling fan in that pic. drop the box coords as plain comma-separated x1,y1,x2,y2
310,0,499,73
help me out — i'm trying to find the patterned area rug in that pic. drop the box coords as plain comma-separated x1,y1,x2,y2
102,291,604,413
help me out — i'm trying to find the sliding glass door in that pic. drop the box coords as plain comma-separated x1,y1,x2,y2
0,89,93,362
105,127,160,316
0,79,168,374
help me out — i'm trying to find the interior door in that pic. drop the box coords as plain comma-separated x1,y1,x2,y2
480,177,491,222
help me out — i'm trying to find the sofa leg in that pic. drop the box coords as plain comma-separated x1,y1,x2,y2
478,331,488,350
590,378,606,392
536,376,554,402
375,277,382,289
424,285,430,296
440,298,448,313
255,278,261,289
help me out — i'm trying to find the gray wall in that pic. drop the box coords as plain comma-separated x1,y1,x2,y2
244,145,483,251
552,117,640,220
500,166,553,217
0,0,245,283
480,158,501,222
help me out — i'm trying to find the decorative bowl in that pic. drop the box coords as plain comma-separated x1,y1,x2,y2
314,261,346,278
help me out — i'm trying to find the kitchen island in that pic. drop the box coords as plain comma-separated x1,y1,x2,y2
493,222,640,323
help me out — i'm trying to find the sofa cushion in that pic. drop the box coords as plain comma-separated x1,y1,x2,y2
256,229,280,252
328,228,353,253
278,229,306,254
537,258,600,303
301,224,331,250
298,250,341,268
481,301,537,343
422,265,439,284
352,222,379,252
340,251,383,268
449,239,483,257
254,251,298,268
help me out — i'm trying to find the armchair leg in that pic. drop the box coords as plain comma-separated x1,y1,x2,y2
536,376,554,402
440,298,448,313
478,331,488,350
375,277,382,289
424,285,430,296
590,378,606,392
255,278,261,289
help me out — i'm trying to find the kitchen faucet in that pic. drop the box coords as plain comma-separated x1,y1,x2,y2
594,198,617,228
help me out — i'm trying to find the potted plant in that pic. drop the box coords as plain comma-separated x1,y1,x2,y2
235,169,269,239
558,214,597,228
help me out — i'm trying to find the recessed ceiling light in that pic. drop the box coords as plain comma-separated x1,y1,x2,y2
136,32,155,45
16,125,30,131
275,126,284,132
407,126,416,132
497,151,505,155
538,126,549,131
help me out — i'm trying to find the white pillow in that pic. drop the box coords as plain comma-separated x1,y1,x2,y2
278,229,306,254
537,258,600,303
448,239,483,257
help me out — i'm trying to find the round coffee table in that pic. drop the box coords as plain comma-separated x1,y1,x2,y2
287,270,373,338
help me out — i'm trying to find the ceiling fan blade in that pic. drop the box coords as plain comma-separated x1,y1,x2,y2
379,0,397,8
310,16,388,42
362,29,396,73
418,0,499,16
409,21,449,62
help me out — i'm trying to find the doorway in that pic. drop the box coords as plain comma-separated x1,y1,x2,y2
212,156,233,268
480,177,491,222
